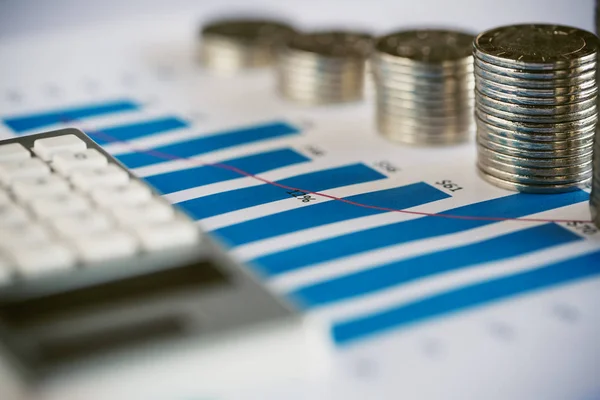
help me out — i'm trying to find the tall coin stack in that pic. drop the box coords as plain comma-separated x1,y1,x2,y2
592,134,600,228
474,24,599,193
276,31,372,105
200,18,295,73
372,29,475,145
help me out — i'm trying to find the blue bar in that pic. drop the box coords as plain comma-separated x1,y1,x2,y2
3,100,139,132
333,249,600,344
116,121,300,169
91,117,188,145
291,223,581,308
213,182,449,247
251,191,589,276
177,163,386,220
144,148,310,195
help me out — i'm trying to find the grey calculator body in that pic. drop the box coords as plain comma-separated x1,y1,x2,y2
0,129,326,391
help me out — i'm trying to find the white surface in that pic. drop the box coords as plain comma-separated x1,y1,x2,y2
0,1,599,400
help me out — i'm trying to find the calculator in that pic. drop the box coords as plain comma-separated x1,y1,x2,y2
0,128,329,396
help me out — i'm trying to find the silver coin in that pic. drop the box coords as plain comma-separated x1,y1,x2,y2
375,77,474,95
287,30,373,59
477,143,592,168
377,109,473,126
478,155,593,177
276,71,365,87
373,28,476,146
475,103,597,124
200,18,295,71
376,29,475,64
476,124,595,149
476,116,597,142
474,24,599,69
277,30,371,104
477,167,590,193
473,56,596,80
378,122,472,145
478,162,592,185
376,93,474,111
475,75,598,98
278,51,368,71
475,110,597,134
475,92,597,115
372,57,474,77
475,67,596,89
477,135,593,158
476,81,598,105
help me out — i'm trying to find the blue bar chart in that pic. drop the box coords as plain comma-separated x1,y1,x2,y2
177,163,387,220
91,116,188,145
116,121,300,169
2,97,599,350
333,249,600,344
144,148,310,195
3,99,139,132
212,182,450,246
251,190,590,276
291,223,582,307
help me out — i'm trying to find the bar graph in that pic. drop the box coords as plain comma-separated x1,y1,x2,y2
116,121,300,169
3,99,139,132
291,223,582,307
177,163,387,220
333,249,600,344
144,148,310,195
212,182,450,246
3,96,599,353
91,116,188,145
251,190,589,276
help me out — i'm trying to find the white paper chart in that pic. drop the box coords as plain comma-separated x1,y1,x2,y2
1,6,600,400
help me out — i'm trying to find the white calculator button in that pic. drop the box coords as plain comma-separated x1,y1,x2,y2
0,224,51,249
132,220,199,251
50,211,114,237
71,230,138,263
0,203,30,227
90,181,152,207
33,134,86,160
0,158,50,185
12,175,71,201
110,199,175,226
29,193,91,219
52,149,108,174
70,164,129,191
10,242,76,277
0,143,30,162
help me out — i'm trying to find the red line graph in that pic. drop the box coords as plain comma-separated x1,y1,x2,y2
74,122,593,224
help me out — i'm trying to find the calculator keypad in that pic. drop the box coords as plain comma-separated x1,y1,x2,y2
0,132,200,281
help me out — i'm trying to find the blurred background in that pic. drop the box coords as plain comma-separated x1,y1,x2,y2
0,0,595,38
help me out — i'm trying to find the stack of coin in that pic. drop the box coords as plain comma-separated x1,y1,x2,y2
200,18,295,73
474,24,599,193
276,31,372,104
371,29,475,145
592,134,600,228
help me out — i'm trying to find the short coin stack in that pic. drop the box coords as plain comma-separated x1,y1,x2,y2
200,18,295,73
371,29,475,145
474,24,599,193
276,31,372,104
